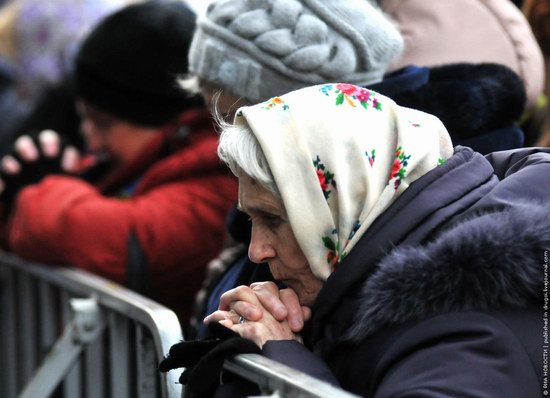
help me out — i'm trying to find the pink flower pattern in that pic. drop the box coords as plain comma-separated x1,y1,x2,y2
320,84,382,110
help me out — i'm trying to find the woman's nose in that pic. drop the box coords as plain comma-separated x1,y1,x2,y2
248,228,276,264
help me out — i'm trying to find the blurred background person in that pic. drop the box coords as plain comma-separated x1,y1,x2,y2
523,0,550,146
0,0,127,153
378,0,546,146
0,0,238,323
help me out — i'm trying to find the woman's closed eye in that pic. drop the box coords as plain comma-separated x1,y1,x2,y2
249,212,283,228
260,213,281,227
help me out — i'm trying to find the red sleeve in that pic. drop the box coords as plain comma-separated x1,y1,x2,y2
7,173,237,286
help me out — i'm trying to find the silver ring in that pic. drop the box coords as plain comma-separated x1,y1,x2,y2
238,316,246,324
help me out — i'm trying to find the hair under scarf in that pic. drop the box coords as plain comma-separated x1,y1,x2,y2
234,84,454,280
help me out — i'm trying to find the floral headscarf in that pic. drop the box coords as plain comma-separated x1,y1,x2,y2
234,83,454,280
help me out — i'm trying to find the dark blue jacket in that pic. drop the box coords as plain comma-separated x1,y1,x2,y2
260,147,550,397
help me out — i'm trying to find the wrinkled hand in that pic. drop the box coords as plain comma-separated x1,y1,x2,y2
204,282,311,348
159,321,260,396
159,283,311,396
0,130,80,206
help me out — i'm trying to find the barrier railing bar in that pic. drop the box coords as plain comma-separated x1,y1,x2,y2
136,324,159,398
20,273,38,385
109,312,131,398
0,267,18,398
61,291,82,398
85,333,105,398
38,281,57,363
225,354,360,398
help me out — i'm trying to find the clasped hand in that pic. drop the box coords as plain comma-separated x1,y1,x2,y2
204,281,311,348
158,282,309,394
0,130,80,206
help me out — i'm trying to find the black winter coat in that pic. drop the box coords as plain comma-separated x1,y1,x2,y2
261,147,550,397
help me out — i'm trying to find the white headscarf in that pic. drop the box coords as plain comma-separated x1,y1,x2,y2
235,83,454,280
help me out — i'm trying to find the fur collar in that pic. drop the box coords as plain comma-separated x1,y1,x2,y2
347,202,547,341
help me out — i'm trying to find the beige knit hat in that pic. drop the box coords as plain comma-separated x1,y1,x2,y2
188,0,403,103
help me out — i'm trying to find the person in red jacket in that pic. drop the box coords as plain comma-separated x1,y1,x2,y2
0,1,238,322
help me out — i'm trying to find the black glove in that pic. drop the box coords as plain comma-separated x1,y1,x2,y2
0,132,69,207
159,322,260,397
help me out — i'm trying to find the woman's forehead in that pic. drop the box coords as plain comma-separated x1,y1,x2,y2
238,176,283,214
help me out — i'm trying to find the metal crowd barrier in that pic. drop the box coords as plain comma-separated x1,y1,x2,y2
0,252,183,398
0,252,358,398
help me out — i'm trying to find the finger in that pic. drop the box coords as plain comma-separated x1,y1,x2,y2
218,319,233,328
229,300,264,322
38,130,61,158
280,288,304,332
230,318,296,349
2,155,21,174
250,281,288,321
0,178,4,194
61,146,80,173
219,286,263,319
301,306,312,322
203,309,239,326
14,136,39,162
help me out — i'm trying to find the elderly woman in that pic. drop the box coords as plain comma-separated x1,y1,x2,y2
187,0,535,340
163,84,549,396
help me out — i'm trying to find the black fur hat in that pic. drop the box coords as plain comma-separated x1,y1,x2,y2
391,63,527,139
75,0,197,127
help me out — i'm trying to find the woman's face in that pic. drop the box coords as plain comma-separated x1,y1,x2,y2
76,100,158,166
238,175,324,307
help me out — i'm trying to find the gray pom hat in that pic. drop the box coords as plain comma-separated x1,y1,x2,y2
188,0,403,104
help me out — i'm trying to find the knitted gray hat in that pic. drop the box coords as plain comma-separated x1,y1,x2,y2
188,0,403,103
